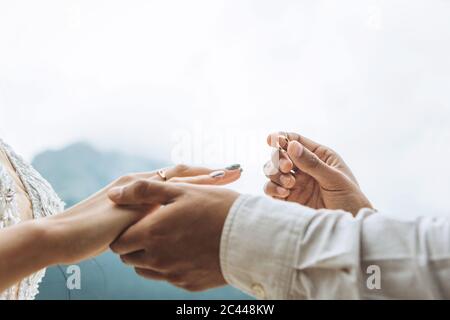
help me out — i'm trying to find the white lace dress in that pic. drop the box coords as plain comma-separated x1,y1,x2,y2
0,139,64,300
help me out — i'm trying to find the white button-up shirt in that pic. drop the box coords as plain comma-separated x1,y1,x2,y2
220,195,450,299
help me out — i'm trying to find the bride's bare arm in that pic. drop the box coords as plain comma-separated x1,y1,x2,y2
0,219,55,292
0,165,242,292
0,185,146,292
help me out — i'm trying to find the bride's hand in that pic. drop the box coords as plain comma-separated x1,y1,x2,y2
46,164,242,265
264,132,372,216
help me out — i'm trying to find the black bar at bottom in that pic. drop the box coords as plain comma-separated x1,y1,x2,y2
2,300,448,318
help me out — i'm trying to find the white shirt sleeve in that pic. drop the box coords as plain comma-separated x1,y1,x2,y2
220,194,450,300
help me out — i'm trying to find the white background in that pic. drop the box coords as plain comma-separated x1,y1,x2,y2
1,0,450,217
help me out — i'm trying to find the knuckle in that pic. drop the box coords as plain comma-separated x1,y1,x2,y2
307,154,321,170
144,243,167,269
145,223,163,240
134,268,155,279
116,174,135,185
280,174,295,188
279,158,293,170
269,175,279,184
182,283,202,292
324,148,338,163
120,255,129,264
149,256,168,270
110,243,121,254
134,268,145,276
167,272,184,283
174,164,189,174
133,179,151,198
134,267,152,277
110,238,129,254
144,239,158,253
263,181,276,195
325,147,336,156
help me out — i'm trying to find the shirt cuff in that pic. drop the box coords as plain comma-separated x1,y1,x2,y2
220,194,315,300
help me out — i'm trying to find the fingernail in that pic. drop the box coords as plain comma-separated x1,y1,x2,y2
108,187,123,199
226,164,241,170
289,141,304,158
210,170,226,178
276,186,290,197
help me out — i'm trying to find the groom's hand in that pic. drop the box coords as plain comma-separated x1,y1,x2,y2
264,132,372,215
108,181,239,292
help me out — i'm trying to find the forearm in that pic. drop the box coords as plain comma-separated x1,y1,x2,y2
0,218,58,292
0,189,143,292
44,190,145,265
220,195,450,300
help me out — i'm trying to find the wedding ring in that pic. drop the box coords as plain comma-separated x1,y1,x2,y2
157,169,167,181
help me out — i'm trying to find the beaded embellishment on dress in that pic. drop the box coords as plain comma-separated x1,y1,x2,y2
0,139,64,300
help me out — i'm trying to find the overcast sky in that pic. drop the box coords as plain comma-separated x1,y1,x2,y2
1,0,450,217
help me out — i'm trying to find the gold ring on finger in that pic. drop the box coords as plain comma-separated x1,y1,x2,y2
157,169,167,181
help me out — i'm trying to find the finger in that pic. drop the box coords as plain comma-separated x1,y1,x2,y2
264,168,296,189
284,132,324,152
267,135,294,173
267,132,323,152
113,165,217,184
169,164,242,185
108,180,182,206
110,219,149,255
267,132,287,148
164,164,242,180
292,170,312,187
263,160,279,176
164,165,213,180
135,267,167,281
168,168,242,186
270,149,294,174
120,250,149,268
264,181,290,198
287,140,339,189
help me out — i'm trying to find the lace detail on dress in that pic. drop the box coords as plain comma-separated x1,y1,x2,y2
0,139,65,300
0,141,65,219
0,166,19,228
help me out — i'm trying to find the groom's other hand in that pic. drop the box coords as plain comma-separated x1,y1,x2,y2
108,181,239,292
264,132,372,216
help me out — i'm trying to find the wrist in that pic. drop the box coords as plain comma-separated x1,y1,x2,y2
44,196,146,264
26,218,63,267
42,204,104,265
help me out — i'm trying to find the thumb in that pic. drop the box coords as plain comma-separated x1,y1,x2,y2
108,180,182,206
287,140,342,189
